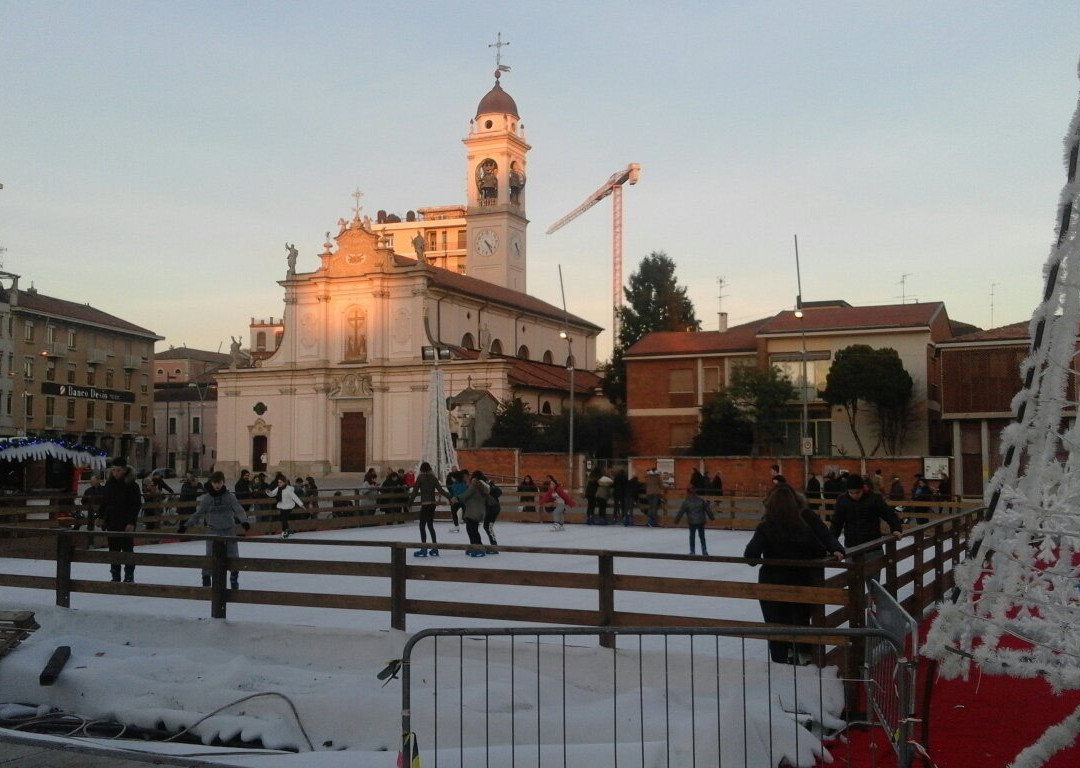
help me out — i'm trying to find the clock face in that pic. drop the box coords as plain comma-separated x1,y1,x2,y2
476,229,499,257
510,235,522,259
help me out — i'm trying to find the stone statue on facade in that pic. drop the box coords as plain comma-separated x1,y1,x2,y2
286,242,298,274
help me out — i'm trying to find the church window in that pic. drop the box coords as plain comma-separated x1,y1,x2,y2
490,339,503,356
543,350,554,365
517,345,529,360
461,333,476,350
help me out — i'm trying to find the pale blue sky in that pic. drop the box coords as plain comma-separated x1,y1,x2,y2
1,2,1078,359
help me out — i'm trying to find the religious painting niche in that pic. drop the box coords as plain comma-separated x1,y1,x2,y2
343,305,368,362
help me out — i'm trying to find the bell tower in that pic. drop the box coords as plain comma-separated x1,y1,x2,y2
463,63,530,292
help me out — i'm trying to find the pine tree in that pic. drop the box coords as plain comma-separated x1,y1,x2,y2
602,252,700,405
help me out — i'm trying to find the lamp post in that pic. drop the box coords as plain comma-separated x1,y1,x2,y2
794,235,810,486
560,331,575,490
187,380,214,473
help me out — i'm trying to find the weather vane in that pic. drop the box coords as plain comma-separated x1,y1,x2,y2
489,32,510,77
351,187,364,220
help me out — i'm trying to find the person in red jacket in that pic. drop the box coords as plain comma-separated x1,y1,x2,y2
538,475,575,531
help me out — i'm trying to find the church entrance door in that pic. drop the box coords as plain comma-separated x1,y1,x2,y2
340,412,366,472
252,436,267,472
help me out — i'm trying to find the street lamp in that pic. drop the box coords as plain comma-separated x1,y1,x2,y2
794,235,810,486
560,330,575,490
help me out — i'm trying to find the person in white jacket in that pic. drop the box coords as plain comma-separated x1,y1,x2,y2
268,472,304,538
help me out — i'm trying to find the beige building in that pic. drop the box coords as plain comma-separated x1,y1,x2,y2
0,271,160,465
215,73,601,479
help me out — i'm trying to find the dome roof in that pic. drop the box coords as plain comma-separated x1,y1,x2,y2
475,78,518,118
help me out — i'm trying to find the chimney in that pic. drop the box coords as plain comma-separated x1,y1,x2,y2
718,312,728,332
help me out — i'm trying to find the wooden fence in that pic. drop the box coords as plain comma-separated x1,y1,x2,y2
0,490,982,689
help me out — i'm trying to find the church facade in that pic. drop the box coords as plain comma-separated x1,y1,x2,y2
214,73,602,479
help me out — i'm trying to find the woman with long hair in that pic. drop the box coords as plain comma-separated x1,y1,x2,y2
744,482,844,664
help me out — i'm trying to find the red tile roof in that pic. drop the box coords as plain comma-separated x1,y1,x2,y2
452,347,601,395
13,289,160,338
155,346,232,363
757,302,948,335
938,320,1030,345
625,318,769,357
392,255,603,332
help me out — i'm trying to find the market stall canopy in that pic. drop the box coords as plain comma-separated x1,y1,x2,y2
0,438,108,470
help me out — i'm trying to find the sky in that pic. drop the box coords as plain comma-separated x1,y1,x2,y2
1,522,846,767
1,3,1079,361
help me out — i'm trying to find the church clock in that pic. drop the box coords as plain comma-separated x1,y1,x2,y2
475,229,499,257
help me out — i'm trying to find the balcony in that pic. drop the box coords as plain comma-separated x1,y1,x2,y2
43,415,60,429
42,342,64,358
86,349,107,365
123,354,141,370
88,418,106,432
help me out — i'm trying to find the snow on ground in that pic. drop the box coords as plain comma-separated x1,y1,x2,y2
0,520,850,766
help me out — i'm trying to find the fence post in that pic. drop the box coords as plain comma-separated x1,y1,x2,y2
55,532,72,608
598,553,614,648
846,552,869,717
391,545,407,631
210,539,227,619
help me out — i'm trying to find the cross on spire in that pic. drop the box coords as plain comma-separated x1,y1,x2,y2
351,187,364,220
489,32,510,76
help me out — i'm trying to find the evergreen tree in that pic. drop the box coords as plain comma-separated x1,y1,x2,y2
822,345,913,456
726,364,797,455
691,391,754,455
484,398,538,450
602,252,700,405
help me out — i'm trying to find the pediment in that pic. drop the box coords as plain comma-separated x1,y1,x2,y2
320,216,389,275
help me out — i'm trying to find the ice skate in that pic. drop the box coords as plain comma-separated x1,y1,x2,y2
413,548,429,557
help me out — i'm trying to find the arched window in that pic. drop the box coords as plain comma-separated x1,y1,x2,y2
173,368,182,376
461,332,476,350
541,401,552,415
256,331,266,351
156,368,164,376
517,345,530,360
490,339,503,356
565,354,575,368
542,350,554,365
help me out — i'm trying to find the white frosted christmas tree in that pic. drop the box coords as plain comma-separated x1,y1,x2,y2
419,365,458,481
924,57,1080,767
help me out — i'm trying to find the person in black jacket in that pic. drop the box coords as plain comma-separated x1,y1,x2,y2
745,482,844,664
830,473,903,586
99,457,142,582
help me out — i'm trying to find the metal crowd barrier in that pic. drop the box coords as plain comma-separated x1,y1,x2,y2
396,624,911,768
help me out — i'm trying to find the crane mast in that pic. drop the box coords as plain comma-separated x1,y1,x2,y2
546,163,640,342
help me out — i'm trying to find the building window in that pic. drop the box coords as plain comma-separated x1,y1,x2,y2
4,393,10,417
192,416,201,435
461,333,475,350
770,354,832,400
168,417,177,435
105,369,114,388
123,404,131,423
140,405,148,425
703,366,721,393
22,357,33,379
45,396,55,417
140,374,148,394
541,401,552,415
669,423,696,450
86,401,95,419
67,328,77,350
87,367,96,386
67,398,76,421
256,332,266,351
668,369,695,408
542,350,554,364
23,321,33,343
24,394,33,418
105,403,114,423
123,370,132,390
45,359,56,382
517,345,530,360
45,325,55,345
67,363,76,383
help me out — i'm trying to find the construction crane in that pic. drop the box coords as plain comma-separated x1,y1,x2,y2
546,163,640,341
